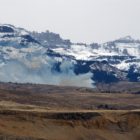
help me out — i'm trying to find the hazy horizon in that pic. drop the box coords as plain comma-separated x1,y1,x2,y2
0,0,140,43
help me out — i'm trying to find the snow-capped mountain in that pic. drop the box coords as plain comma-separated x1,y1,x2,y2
0,24,140,87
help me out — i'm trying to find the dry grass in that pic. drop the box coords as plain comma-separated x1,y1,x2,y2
0,82,139,140
0,109,139,140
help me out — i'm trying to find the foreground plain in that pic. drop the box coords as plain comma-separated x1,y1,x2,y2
0,83,139,140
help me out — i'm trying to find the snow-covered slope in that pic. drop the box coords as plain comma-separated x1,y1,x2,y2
52,44,118,60
51,36,140,72
102,36,140,57
0,24,140,87
51,36,140,59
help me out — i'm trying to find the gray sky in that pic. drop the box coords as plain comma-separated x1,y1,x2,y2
0,0,140,43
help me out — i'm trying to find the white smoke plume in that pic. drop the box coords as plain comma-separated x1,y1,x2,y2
0,58,94,88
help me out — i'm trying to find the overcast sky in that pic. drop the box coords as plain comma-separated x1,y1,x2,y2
0,0,140,43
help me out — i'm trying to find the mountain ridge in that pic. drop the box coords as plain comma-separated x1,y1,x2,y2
0,24,140,87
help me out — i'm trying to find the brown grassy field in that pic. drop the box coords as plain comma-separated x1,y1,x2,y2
0,82,139,140
0,109,139,140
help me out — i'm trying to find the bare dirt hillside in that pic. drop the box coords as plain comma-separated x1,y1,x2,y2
0,110,139,140
0,82,140,110
0,83,139,140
